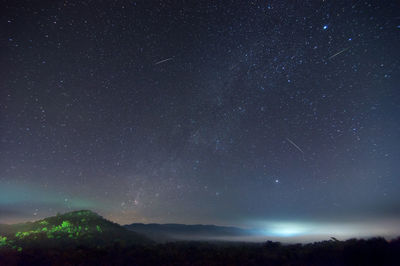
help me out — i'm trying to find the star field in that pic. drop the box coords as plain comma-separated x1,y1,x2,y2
1,0,400,239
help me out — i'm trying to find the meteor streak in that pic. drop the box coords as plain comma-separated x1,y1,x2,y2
286,138,305,160
329,47,350,60
154,57,173,65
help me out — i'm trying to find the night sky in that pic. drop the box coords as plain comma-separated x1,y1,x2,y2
1,1,400,240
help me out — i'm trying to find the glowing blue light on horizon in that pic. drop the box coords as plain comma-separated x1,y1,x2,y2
259,222,311,237
250,219,400,241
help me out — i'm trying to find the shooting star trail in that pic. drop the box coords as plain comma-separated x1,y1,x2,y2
286,138,306,160
154,57,173,65
352,0,361,8
329,47,350,60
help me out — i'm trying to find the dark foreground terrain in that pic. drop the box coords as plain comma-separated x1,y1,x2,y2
1,237,400,266
1,211,399,265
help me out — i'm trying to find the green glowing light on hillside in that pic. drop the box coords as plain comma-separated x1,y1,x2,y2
1,211,107,252
0,236,7,246
9,216,103,243
61,221,72,229
0,235,20,251
16,232,31,239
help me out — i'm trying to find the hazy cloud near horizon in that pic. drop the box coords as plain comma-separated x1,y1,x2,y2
0,206,26,219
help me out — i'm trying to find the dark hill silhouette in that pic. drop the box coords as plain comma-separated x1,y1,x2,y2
124,223,254,242
0,210,152,251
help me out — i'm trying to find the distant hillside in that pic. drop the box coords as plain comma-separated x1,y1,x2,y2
125,223,254,242
0,210,151,251
0,224,12,235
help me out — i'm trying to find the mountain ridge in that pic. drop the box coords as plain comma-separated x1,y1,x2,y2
124,222,255,242
0,210,152,251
